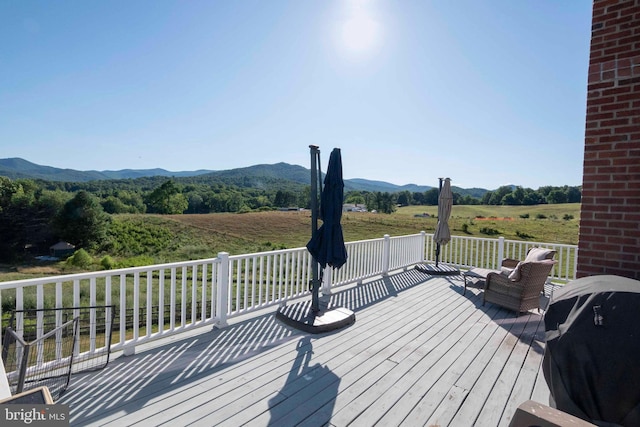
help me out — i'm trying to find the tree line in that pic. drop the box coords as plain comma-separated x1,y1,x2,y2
0,175,580,262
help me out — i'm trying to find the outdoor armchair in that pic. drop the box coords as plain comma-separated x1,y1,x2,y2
483,259,557,315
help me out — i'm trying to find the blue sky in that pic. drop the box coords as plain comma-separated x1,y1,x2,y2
1,1,593,190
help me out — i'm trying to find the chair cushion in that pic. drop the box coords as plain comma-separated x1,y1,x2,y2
500,266,514,276
524,247,554,263
508,262,523,281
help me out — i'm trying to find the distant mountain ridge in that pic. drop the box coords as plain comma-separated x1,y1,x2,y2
0,157,490,196
0,158,211,181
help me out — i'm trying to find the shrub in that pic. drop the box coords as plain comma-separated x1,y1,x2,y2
536,213,547,219
479,227,500,236
2,294,16,313
519,213,530,219
516,231,534,239
66,249,93,268
100,255,115,270
461,223,472,234
563,214,574,220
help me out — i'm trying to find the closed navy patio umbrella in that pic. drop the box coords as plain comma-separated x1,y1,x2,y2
306,148,348,270
276,145,354,327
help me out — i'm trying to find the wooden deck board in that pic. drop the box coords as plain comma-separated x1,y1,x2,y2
344,294,491,426
58,270,552,427
398,307,503,424
475,314,542,426
447,312,532,426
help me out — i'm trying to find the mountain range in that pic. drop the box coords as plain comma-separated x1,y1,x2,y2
0,157,488,197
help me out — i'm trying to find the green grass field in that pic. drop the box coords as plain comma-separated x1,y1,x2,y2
1,204,580,282
396,204,580,245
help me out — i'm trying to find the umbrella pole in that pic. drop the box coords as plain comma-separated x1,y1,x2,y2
435,178,443,268
309,145,321,313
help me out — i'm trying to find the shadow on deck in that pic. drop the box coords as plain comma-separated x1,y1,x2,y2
59,268,553,426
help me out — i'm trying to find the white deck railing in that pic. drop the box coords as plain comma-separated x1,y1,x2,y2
0,232,577,360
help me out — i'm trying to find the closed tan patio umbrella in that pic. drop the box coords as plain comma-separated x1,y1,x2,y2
433,177,452,267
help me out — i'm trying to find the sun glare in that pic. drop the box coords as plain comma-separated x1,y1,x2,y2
342,15,379,53
337,0,381,57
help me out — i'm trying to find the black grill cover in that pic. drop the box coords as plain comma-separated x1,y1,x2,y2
543,275,640,426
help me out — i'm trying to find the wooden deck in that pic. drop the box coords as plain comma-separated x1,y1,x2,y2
58,269,553,426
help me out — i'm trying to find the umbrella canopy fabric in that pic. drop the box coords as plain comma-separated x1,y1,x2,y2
306,148,348,270
433,178,453,245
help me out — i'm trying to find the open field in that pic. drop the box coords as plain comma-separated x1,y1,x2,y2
168,203,580,250
1,204,580,282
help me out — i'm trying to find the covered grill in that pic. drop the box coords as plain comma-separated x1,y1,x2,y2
543,275,640,426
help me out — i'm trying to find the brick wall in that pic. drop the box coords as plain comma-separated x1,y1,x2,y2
578,0,640,279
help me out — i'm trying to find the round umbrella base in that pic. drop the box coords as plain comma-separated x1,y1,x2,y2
276,300,355,334
415,263,460,276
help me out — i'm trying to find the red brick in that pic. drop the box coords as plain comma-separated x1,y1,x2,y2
605,85,633,94
601,118,631,126
587,95,616,105
599,150,632,158
601,101,632,111
615,125,640,133
615,108,640,117
619,34,640,45
605,45,634,56
606,1,635,13
584,145,613,153
594,212,624,219
595,181,627,189
599,134,629,142
588,81,617,90
615,93,639,103
613,141,640,150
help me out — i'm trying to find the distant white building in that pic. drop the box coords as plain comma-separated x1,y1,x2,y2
343,204,367,212
50,241,75,258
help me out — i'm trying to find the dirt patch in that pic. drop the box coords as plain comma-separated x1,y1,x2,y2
17,266,63,275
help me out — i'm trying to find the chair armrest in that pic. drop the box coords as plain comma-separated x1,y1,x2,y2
509,400,596,427
501,258,520,269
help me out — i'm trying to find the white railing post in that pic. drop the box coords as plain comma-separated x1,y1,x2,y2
420,231,426,261
497,236,505,269
216,252,230,328
382,234,391,276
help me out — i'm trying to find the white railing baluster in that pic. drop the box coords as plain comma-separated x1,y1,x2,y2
170,268,176,332
105,276,112,350
191,265,197,325
36,284,44,365
90,277,97,353
201,264,207,323
133,273,140,342
119,273,126,351
55,282,63,359
73,279,81,356
146,272,152,338
181,266,187,329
